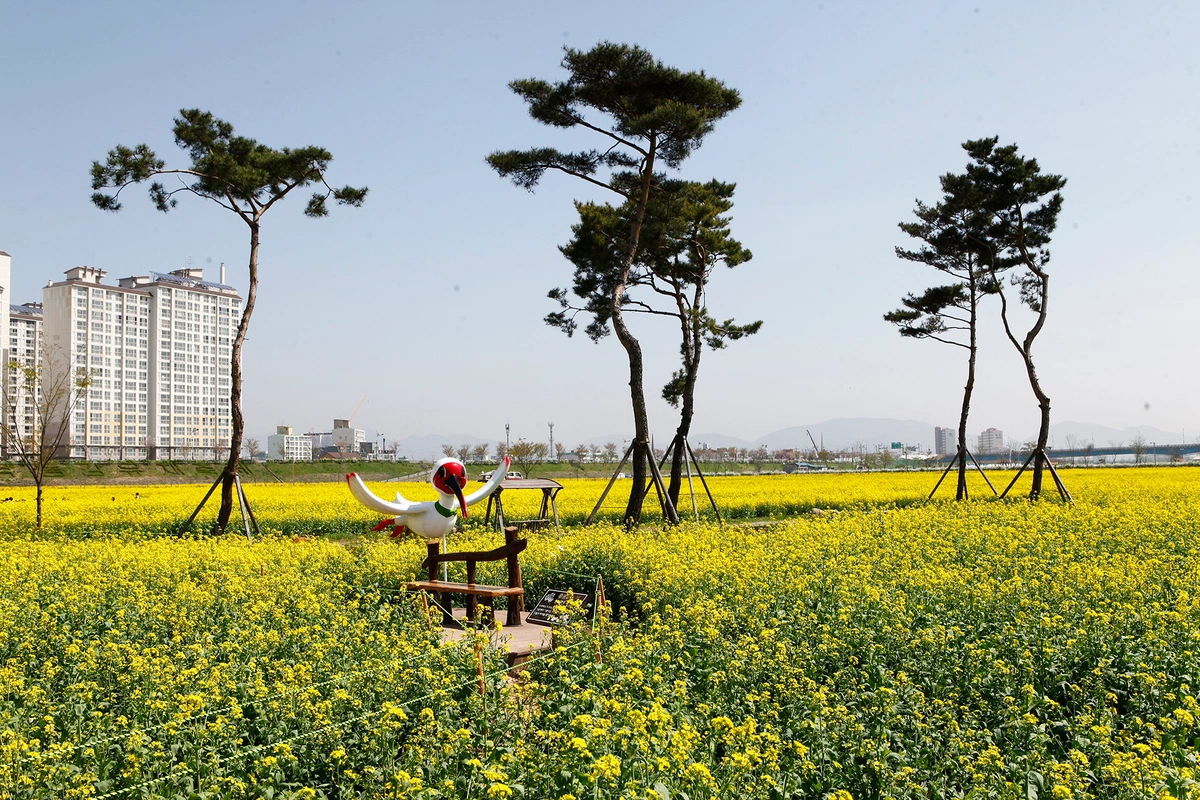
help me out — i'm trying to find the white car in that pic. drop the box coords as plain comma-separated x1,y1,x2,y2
480,469,524,481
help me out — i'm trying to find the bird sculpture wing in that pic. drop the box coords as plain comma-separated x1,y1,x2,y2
345,472,430,516
462,456,511,506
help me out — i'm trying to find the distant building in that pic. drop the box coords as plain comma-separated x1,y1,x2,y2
934,426,958,456
307,431,332,451
332,418,365,455
42,267,153,460
978,427,1004,454
267,425,313,461
141,267,241,461
38,265,242,460
5,302,42,455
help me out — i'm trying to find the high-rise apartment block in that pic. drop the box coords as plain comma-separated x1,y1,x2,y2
6,302,43,451
978,427,1004,454
43,267,154,460
934,426,958,456
38,265,241,460
142,268,240,460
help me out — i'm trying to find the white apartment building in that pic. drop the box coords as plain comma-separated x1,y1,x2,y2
43,267,152,460
978,427,1004,454
5,303,43,453
267,425,313,461
142,268,240,460
40,265,241,461
934,426,958,456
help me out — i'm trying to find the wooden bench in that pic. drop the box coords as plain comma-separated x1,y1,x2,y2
407,526,526,627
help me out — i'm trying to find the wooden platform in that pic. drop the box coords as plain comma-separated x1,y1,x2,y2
440,609,553,667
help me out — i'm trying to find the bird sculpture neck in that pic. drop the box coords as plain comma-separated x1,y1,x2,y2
433,496,457,517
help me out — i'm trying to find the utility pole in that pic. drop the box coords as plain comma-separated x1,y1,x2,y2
548,422,555,462
505,423,510,453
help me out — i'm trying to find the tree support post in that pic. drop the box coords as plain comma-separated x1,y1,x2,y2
178,473,224,536
928,450,961,500
1000,447,1073,505
585,439,681,526
585,442,635,525
999,451,1038,499
964,448,998,495
179,468,260,538
685,439,723,525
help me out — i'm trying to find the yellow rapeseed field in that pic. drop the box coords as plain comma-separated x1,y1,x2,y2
0,466,1007,540
2,466,1199,798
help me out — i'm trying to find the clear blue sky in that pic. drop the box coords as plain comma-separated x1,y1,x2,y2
2,0,1196,448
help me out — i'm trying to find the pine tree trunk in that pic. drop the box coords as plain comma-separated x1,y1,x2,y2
667,357,699,509
217,221,259,531
613,317,649,524
1027,357,1051,500
956,290,979,501
613,141,658,525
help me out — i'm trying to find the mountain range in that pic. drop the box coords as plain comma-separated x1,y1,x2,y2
385,419,1191,460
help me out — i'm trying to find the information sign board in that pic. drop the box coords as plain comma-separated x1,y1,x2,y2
526,588,592,627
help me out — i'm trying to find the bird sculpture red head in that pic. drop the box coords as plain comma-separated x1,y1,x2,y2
431,458,469,518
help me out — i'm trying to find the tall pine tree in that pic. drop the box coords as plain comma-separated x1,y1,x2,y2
488,43,740,524
92,109,367,531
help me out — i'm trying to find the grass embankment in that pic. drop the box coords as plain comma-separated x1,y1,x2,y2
0,459,435,487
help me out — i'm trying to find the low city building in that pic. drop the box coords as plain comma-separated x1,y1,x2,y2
267,425,313,461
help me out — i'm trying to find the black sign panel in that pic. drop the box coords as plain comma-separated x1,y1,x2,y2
526,589,592,627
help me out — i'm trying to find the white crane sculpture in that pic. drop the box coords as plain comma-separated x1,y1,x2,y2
346,456,510,570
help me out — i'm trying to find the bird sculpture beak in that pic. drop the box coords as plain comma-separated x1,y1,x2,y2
445,474,468,518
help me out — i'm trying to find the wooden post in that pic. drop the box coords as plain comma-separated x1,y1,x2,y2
177,472,224,536
928,450,960,500
585,442,634,524
646,448,679,525
466,560,478,623
505,526,523,626
550,489,561,536
685,440,723,525
1044,455,1075,506
683,445,699,522
964,448,998,495
638,437,677,508
475,638,485,695
235,473,260,538
426,540,440,582
999,451,1037,499
234,473,253,541
494,492,506,531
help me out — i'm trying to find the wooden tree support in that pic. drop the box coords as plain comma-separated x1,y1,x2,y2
584,438,680,526
999,447,1074,505
637,435,723,525
928,446,998,500
177,470,260,540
